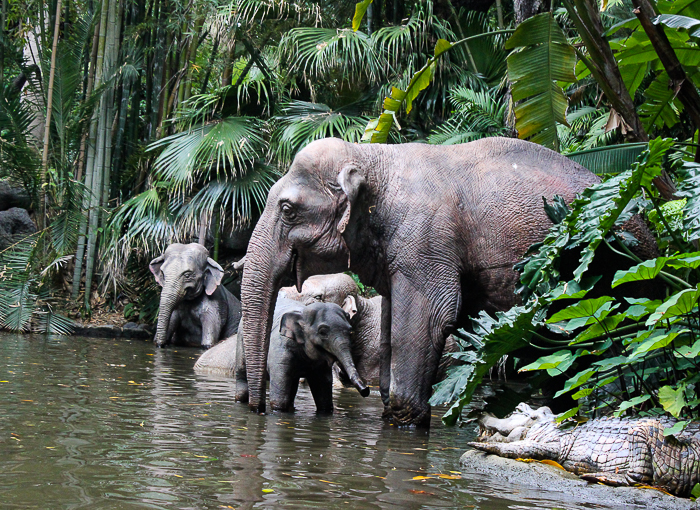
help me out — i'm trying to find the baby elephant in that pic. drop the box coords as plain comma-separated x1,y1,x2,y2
149,243,242,348
235,296,369,413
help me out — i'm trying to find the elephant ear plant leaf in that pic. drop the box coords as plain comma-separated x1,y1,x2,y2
433,138,700,427
505,12,576,152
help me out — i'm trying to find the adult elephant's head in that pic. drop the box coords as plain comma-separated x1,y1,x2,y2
241,139,368,412
149,243,224,347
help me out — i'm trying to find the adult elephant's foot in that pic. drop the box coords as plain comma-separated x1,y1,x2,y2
383,394,431,428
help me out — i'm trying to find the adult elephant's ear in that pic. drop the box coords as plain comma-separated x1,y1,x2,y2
149,255,166,286
204,258,224,295
342,295,357,319
280,311,304,344
337,165,366,234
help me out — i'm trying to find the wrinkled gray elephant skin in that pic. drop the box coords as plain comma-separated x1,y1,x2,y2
234,295,368,413
239,137,652,428
150,243,241,348
0,207,36,250
469,403,700,497
193,335,238,376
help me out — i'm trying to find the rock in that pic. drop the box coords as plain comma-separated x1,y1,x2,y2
0,207,36,250
71,323,154,340
0,181,31,212
459,449,698,510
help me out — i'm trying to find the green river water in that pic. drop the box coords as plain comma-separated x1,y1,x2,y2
0,333,627,509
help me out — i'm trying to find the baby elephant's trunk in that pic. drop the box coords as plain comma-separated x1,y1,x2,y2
331,343,369,397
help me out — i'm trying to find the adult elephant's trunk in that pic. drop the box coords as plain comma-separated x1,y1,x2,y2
329,339,369,397
154,279,183,347
240,220,291,413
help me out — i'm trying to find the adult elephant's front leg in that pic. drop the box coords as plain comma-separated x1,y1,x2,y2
385,272,459,428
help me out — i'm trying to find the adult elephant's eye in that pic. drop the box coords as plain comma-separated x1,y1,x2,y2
318,325,330,337
281,202,297,220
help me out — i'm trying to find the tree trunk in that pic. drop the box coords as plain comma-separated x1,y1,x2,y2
39,0,63,232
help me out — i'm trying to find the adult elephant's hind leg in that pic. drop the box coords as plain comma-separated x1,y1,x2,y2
385,271,459,428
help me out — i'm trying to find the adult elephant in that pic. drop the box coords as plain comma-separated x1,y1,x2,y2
240,137,604,427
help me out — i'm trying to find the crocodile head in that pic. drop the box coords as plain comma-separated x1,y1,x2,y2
476,403,555,443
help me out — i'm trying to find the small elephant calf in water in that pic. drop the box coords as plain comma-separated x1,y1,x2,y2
233,295,369,413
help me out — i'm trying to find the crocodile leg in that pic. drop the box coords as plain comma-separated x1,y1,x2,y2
580,472,630,487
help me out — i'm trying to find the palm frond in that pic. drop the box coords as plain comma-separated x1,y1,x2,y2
280,27,378,83
149,116,267,193
428,87,508,145
271,100,368,164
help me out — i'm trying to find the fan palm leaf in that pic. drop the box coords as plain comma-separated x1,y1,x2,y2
271,99,369,164
148,116,267,194
280,27,379,83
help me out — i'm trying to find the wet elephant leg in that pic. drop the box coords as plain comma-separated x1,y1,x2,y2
379,296,392,407
385,271,459,428
235,332,249,402
269,355,297,412
306,368,334,413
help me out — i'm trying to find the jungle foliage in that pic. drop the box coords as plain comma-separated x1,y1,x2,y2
3,0,700,430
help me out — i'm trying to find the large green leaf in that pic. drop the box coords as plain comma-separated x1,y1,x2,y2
656,14,700,38
352,0,373,32
519,350,576,376
676,162,700,241
612,257,668,287
566,143,648,175
659,385,687,417
646,286,700,325
506,13,575,151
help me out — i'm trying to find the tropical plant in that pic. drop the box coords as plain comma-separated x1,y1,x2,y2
433,138,700,430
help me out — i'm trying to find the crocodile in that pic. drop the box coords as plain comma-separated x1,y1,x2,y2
468,403,700,497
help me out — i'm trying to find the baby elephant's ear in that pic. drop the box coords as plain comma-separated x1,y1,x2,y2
149,255,166,287
204,257,224,295
280,311,304,344
342,295,357,319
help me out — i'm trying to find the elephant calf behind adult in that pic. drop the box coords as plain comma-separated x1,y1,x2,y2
239,137,644,427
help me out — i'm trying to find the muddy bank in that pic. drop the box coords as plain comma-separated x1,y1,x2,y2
460,449,698,509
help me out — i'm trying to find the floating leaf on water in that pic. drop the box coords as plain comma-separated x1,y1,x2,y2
262,488,274,493
409,490,435,495
412,476,432,480
319,480,335,484
449,471,462,474
437,474,462,479
515,458,538,463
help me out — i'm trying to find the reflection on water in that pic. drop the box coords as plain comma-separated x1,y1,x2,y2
1,333,611,509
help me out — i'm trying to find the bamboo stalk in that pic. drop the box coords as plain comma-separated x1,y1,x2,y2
39,0,63,232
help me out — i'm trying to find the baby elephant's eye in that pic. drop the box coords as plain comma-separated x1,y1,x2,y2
317,325,330,337
313,294,323,301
